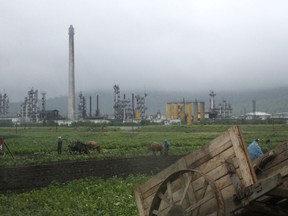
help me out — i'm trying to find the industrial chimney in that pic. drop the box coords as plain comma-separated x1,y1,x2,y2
68,25,75,121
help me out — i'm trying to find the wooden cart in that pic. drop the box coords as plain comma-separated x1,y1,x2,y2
134,126,288,216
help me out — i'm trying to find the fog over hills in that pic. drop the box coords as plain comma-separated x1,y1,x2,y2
3,1,288,119
8,87,288,118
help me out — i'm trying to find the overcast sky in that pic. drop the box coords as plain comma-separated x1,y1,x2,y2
1,0,288,102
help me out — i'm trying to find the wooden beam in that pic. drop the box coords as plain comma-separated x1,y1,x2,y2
267,187,288,198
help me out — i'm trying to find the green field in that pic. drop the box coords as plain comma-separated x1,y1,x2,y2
0,124,288,215
1,124,287,167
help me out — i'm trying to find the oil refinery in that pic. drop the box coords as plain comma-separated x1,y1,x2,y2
1,25,286,126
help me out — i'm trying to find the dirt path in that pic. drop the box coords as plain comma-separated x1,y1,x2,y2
0,155,182,193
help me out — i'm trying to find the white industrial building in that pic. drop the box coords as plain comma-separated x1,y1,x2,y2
243,112,271,120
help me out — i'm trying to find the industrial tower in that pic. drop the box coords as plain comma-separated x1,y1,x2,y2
113,85,134,121
0,93,9,116
209,91,217,113
135,93,147,120
41,92,46,112
209,91,233,119
113,85,122,120
78,92,87,119
20,88,39,122
218,99,233,119
68,25,76,121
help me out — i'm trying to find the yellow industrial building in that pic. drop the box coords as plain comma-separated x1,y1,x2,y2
166,101,206,124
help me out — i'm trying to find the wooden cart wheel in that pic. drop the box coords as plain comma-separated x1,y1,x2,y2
149,169,225,216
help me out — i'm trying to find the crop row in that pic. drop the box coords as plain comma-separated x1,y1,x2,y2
0,174,149,216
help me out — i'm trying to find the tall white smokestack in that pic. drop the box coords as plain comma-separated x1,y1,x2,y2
68,25,75,121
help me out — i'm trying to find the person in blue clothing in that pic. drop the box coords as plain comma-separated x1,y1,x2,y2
248,138,263,160
163,139,171,156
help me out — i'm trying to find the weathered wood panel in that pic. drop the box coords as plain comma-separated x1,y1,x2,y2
134,126,256,216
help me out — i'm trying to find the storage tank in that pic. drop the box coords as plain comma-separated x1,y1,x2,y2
166,103,171,121
179,103,185,122
173,103,178,120
200,102,205,122
193,101,198,123
135,109,141,121
186,103,192,125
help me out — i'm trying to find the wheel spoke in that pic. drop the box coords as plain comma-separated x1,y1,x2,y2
180,174,193,205
199,179,209,199
152,209,164,216
167,181,174,206
193,179,209,215
186,193,214,213
157,192,170,205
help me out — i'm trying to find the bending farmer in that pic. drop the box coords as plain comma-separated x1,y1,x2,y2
248,138,263,160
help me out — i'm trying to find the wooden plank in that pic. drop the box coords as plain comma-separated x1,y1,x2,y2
267,187,288,198
134,187,146,216
243,202,288,216
194,147,236,175
280,165,288,178
257,160,288,181
215,168,243,191
254,141,288,166
254,142,288,177
184,133,232,168
206,212,218,216
234,125,258,183
229,126,256,186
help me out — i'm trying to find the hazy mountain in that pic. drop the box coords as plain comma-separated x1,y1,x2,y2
8,87,288,118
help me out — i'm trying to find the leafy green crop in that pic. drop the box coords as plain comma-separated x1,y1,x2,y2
0,174,149,216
